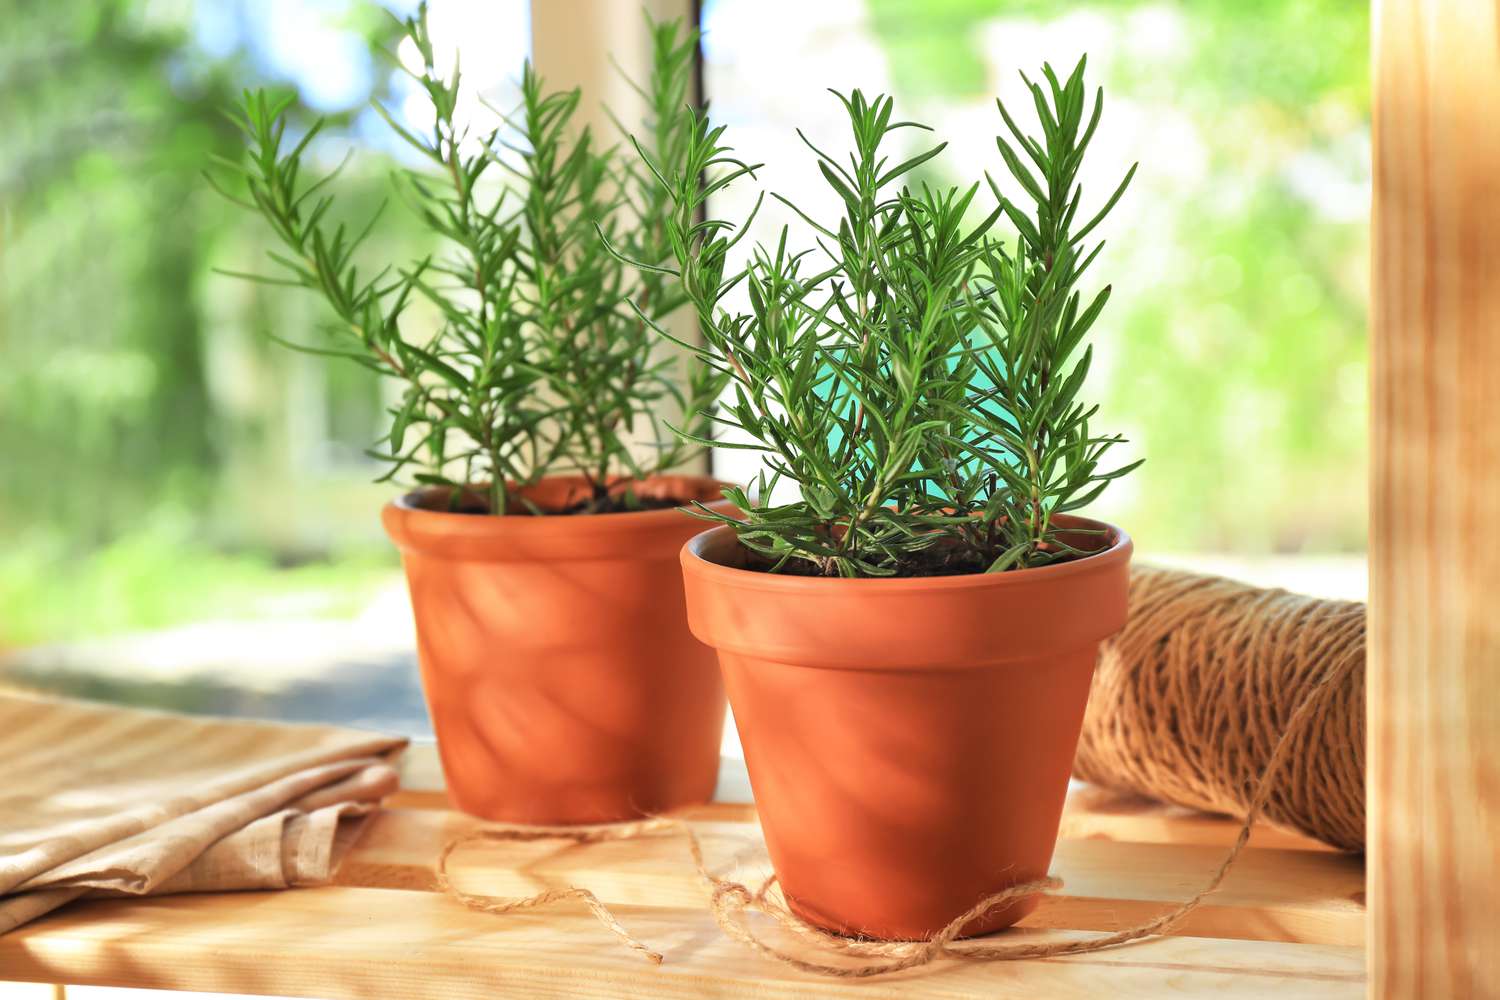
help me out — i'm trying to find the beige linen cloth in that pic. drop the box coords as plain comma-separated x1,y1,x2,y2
0,690,408,933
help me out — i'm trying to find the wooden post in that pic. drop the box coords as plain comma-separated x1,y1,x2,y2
530,0,697,143
528,0,707,476
1370,1,1500,996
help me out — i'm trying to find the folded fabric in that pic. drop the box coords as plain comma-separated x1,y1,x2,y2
0,690,408,933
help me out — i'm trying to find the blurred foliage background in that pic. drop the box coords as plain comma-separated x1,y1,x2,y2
0,0,1369,649
1,0,425,644
705,0,1369,556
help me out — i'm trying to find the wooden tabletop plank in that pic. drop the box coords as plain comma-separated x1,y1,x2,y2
338,810,1364,947
1057,785,1331,852
0,886,1366,1000
393,743,1332,851
388,743,758,820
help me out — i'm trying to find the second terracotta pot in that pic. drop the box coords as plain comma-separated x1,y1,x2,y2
383,475,731,824
681,517,1132,940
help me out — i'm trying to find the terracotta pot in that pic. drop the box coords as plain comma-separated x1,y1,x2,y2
383,475,732,823
681,516,1132,940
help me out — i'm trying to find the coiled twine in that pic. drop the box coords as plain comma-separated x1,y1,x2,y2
1074,564,1365,851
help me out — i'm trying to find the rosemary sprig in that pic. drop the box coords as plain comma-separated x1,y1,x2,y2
208,5,721,515
619,57,1140,575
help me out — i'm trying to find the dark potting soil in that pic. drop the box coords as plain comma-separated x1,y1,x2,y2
549,493,689,516
433,493,692,516
744,543,1093,579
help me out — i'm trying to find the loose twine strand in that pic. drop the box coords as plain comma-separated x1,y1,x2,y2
436,566,1364,976
434,822,671,965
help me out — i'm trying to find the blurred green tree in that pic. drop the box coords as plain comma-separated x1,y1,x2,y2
0,1,415,539
0,0,420,644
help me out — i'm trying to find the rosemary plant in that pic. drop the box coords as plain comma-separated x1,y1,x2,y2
208,6,721,516
622,58,1140,576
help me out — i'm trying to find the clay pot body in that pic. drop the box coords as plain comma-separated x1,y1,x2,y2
681,517,1132,940
383,475,731,823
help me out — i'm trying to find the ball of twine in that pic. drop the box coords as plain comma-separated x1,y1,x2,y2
1073,564,1366,851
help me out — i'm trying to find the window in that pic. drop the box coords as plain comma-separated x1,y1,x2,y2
2,0,1367,734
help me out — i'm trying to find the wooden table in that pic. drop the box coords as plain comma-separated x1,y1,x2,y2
1,744,1366,998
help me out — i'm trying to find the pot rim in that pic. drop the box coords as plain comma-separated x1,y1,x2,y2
681,515,1131,594
389,473,734,533
383,474,737,561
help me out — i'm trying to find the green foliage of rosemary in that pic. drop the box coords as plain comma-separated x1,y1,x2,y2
620,58,1141,576
207,5,722,516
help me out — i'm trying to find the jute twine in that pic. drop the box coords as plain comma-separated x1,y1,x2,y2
1075,565,1365,850
434,565,1364,977
435,823,670,965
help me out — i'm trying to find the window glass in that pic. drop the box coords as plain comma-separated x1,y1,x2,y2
0,0,528,732
1,0,1367,733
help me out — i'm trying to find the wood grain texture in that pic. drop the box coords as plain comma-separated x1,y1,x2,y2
1371,1,1500,996
1,763,1368,997
0,887,1365,999
395,742,1330,849
1057,785,1332,851
3,705,1363,997
389,744,759,820
337,810,1365,946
